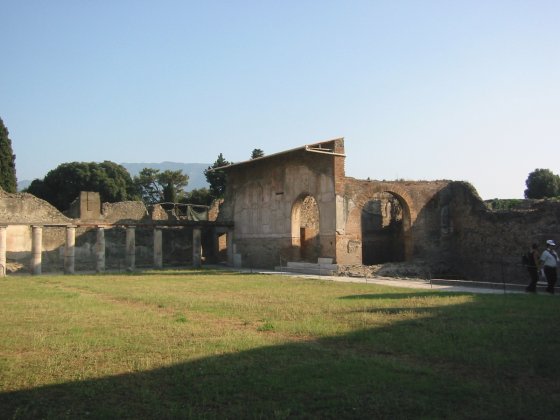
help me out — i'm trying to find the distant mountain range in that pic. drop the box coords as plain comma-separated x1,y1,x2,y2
17,179,32,191
17,162,211,192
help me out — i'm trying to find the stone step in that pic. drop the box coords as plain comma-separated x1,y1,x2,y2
287,261,338,270
275,262,338,276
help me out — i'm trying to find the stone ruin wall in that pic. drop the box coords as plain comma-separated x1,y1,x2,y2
444,184,560,284
219,136,560,284
0,190,73,225
219,146,338,268
0,190,199,273
101,201,150,223
336,178,452,267
340,179,560,284
3,163,559,283
223,151,560,285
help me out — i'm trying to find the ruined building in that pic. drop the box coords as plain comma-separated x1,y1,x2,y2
1,138,559,285
0,189,231,275
217,138,560,283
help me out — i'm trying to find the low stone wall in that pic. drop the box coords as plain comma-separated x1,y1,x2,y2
233,237,293,269
101,201,149,224
0,190,72,225
448,186,560,284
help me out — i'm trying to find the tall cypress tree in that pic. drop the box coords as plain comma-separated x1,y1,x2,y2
0,117,17,193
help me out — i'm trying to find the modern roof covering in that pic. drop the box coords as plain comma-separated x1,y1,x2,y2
211,138,346,172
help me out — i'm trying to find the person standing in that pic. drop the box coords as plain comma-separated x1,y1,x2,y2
540,240,558,294
525,243,540,292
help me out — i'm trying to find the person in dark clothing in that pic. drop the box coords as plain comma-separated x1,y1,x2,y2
525,243,540,292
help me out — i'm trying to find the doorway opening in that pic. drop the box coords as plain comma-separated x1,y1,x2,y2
361,192,405,264
291,195,320,262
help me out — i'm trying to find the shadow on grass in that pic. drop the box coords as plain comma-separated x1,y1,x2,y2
1,293,559,419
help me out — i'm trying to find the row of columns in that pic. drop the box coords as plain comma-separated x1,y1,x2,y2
0,225,206,276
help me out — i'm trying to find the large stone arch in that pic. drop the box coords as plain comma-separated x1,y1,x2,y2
348,185,415,263
291,193,321,262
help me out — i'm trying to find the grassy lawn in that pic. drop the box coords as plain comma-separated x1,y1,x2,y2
1,269,559,419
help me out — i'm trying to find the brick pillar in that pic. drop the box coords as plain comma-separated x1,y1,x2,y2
126,226,136,271
31,226,42,275
64,226,76,274
153,228,163,269
192,228,202,268
0,226,6,276
96,227,105,273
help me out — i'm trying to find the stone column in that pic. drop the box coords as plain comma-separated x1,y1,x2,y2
64,226,76,274
126,226,136,271
153,228,163,269
96,227,105,273
31,225,43,275
0,226,7,277
192,227,202,268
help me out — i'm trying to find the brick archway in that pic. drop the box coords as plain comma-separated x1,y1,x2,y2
291,193,320,262
349,185,415,263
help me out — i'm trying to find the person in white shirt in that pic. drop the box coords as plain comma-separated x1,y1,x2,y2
539,240,558,294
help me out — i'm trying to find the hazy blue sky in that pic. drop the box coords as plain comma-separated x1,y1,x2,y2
1,1,559,199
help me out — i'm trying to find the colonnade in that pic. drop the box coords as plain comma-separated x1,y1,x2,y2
0,225,210,276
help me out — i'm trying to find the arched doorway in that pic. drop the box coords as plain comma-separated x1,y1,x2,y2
361,192,406,264
291,195,320,262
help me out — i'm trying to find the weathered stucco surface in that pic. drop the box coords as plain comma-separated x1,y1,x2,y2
0,190,72,225
219,138,560,284
219,140,341,267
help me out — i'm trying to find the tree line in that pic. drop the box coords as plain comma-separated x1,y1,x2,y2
23,157,233,212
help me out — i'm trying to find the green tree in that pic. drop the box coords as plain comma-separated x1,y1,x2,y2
96,161,139,203
25,161,136,211
0,117,17,192
524,168,560,199
183,187,213,206
133,168,160,204
204,153,230,199
251,148,264,159
163,182,176,203
134,168,189,204
26,178,50,201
